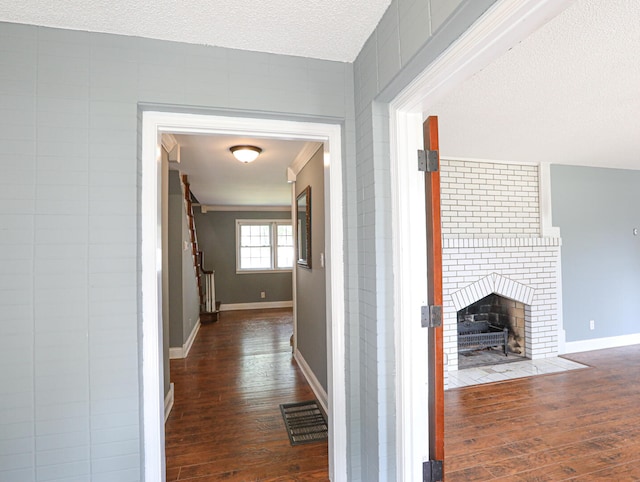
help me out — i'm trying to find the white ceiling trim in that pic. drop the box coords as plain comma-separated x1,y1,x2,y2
440,155,538,166
200,204,292,213
287,142,324,180
161,133,177,153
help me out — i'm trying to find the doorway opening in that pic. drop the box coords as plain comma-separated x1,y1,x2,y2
389,1,573,480
141,111,346,481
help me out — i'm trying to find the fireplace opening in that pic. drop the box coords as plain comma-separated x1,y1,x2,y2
457,293,527,369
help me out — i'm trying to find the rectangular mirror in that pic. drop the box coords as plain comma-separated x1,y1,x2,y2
296,185,311,269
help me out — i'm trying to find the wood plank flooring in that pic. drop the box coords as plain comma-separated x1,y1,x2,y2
445,345,640,481
167,312,640,481
165,308,329,481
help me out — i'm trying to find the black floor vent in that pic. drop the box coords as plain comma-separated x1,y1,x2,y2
280,400,328,446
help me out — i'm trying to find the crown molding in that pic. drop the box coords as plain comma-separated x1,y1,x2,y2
200,204,292,213
287,142,323,180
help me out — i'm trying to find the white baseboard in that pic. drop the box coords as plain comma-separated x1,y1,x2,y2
169,347,183,359
183,318,200,357
220,300,293,312
169,319,201,359
294,348,328,415
564,333,640,354
164,382,174,423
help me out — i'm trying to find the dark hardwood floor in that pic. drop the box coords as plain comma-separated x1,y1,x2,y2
167,312,640,481
165,308,329,481
445,345,640,481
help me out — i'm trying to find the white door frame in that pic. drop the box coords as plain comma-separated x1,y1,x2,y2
389,1,574,480
141,112,346,481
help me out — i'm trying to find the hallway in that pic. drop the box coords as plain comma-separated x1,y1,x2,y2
165,308,329,481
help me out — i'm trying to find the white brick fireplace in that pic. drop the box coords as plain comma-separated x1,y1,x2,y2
441,160,561,372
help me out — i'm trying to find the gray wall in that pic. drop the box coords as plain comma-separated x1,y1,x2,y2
181,210,201,344
551,165,640,342
167,170,199,350
296,148,328,392
168,171,184,349
0,22,352,482
194,210,292,304
0,1,497,479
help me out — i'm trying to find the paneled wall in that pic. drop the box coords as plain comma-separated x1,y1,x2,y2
0,23,353,482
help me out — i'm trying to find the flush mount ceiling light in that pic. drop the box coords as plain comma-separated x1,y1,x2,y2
230,145,262,163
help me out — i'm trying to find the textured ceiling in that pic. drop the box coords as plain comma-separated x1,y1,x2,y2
0,0,392,62
432,0,640,169
6,0,637,208
172,134,315,207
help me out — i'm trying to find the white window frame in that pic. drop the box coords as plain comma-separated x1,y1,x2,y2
235,219,293,273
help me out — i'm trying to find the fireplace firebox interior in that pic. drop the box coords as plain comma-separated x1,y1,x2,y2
457,293,526,365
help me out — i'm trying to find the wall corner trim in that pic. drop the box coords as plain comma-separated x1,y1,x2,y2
294,348,328,415
539,163,561,237
164,383,175,423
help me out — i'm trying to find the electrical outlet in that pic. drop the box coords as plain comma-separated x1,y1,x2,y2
260,291,266,299
589,319,595,330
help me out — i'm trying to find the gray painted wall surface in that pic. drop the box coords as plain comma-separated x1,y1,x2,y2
168,171,184,348
181,207,201,346
551,165,640,342
167,170,199,380
296,148,327,392
194,210,292,304
0,23,352,482
0,1,496,479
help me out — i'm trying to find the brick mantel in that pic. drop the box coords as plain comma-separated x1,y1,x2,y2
443,237,561,248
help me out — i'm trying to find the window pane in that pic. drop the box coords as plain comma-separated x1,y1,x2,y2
240,246,271,269
239,223,272,269
237,221,293,271
241,224,270,247
277,224,293,242
276,224,294,268
277,246,294,268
